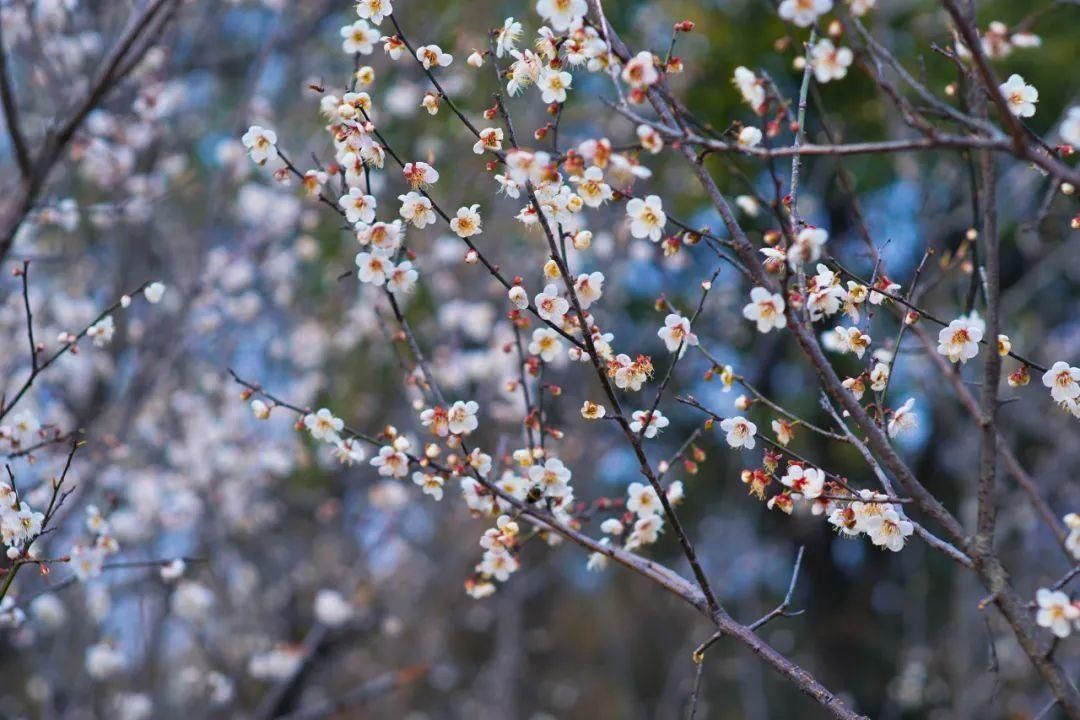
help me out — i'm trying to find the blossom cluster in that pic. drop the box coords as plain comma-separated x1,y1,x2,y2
229,0,1080,636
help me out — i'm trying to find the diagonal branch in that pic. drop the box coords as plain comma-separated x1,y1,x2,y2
0,21,29,179
0,0,181,264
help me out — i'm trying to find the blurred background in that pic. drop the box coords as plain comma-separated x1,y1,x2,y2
0,0,1078,718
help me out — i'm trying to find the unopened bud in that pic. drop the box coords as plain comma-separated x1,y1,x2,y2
997,334,1011,356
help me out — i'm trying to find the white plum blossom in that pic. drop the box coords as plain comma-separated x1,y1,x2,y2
473,127,504,155
622,51,659,89
657,314,698,352
1035,588,1079,638
630,410,669,439
341,20,378,55
781,465,826,499
534,284,569,324
571,167,613,208
87,315,115,347
415,44,452,69
538,68,573,104
304,408,343,442
999,74,1038,117
469,449,493,480
358,220,404,251
495,17,522,57
743,287,787,333
779,0,833,27
339,188,377,224
536,0,586,32
381,34,406,60
402,161,439,188
241,125,277,164
398,191,436,228
888,398,918,438
387,260,418,294
720,416,757,449
601,518,624,535
869,277,901,305
529,328,563,362
333,438,366,465
581,401,606,420
1,490,43,550
420,406,450,437
447,400,480,435
371,445,409,478
625,514,664,550
788,227,828,269
1043,362,1080,404
356,250,393,285
626,195,666,241
586,541,611,571
772,419,794,446
478,547,519,582
528,458,572,498
626,482,662,517
864,509,914,551
937,317,984,364
506,49,543,95
637,125,664,154
833,326,871,359
869,362,890,392
413,472,445,501
450,204,482,238
70,544,105,581
807,265,846,321
667,481,685,505
355,0,392,25
9,410,39,445
608,354,652,391
574,271,604,308
733,67,765,112
809,40,853,83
